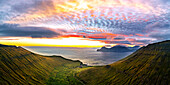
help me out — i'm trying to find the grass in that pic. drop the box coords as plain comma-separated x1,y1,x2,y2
0,40,170,85
0,46,91,85
46,63,91,85
0,47,53,84
77,40,170,85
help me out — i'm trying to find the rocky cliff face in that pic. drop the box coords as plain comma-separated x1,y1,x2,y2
78,40,170,85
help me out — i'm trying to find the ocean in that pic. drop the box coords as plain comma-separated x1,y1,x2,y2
24,47,133,66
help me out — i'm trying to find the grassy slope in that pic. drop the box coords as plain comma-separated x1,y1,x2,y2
46,59,90,85
77,40,170,85
0,46,89,85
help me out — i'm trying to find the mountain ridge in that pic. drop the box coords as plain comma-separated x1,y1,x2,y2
0,40,170,84
77,40,170,85
97,45,138,52
0,44,85,84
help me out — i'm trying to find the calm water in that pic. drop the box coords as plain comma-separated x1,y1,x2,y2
24,47,133,66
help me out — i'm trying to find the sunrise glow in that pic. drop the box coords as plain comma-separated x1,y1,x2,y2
0,37,107,47
0,0,169,47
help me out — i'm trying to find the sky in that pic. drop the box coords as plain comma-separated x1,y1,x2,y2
0,0,170,47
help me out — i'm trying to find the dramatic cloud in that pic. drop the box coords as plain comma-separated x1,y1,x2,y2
0,24,64,38
145,21,170,40
105,40,131,45
0,0,169,46
113,36,125,40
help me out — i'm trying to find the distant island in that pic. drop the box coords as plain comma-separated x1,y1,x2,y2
78,40,170,85
97,45,140,52
0,40,170,85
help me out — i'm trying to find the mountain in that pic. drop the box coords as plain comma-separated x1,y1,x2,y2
97,45,132,52
77,40,170,85
0,44,86,85
0,44,17,47
128,45,140,51
1,40,170,85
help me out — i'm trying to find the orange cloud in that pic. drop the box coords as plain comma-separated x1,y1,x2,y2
136,33,144,36
5,0,165,25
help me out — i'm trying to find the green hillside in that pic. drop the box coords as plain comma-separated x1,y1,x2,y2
77,40,170,85
1,40,170,85
0,45,89,85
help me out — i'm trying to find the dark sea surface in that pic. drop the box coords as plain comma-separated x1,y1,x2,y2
24,47,133,66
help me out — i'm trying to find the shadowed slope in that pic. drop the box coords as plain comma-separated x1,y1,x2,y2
0,45,83,84
78,40,170,85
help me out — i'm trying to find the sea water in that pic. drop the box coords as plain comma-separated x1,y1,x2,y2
24,47,133,66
